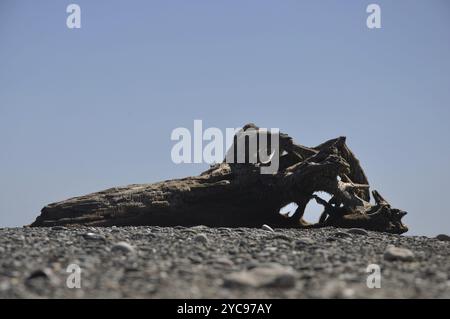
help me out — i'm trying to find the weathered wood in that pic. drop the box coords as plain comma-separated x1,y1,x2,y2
30,124,408,234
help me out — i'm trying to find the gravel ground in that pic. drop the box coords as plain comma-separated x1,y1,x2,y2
0,226,449,298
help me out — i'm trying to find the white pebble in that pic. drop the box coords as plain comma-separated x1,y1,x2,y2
262,224,274,232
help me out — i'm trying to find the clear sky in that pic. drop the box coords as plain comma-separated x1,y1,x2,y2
1,0,449,235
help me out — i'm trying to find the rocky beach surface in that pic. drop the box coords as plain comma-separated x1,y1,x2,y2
0,226,449,298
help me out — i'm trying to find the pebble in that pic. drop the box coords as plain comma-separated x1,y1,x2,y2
83,232,105,241
26,268,60,286
334,231,353,239
0,281,10,291
182,229,198,235
224,264,296,288
27,268,52,280
436,234,450,242
188,255,203,264
434,272,448,282
384,246,415,262
51,226,67,231
193,233,209,244
262,224,274,232
214,257,234,267
347,228,369,235
319,280,355,298
294,237,315,246
191,225,209,231
111,242,136,254
271,233,292,241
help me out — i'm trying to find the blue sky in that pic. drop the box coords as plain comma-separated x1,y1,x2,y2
0,0,449,235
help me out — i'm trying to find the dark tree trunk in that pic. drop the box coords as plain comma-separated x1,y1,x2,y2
30,124,408,234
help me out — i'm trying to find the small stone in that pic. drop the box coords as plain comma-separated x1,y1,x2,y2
111,241,136,254
191,225,209,231
334,231,353,239
193,233,209,244
347,228,369,235
294,237,315,246
319,280,355,298
83,232,105,241
27,269,51,280
435,272,448,282
272,233,292,241
384,246,415,262
224,264,296,289
436,234,450,242
188,255,203,264
262,224,274,232
214,257,234,267
182,229,198,235
51,226,67,231
26,268,60,286
0,281,10,291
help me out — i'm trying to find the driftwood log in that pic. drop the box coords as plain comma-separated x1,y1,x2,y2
30,124,408,234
